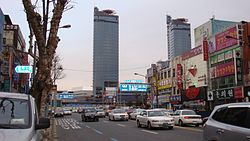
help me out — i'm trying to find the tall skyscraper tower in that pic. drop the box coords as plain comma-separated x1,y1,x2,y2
166,15,191,60
93,7,119,96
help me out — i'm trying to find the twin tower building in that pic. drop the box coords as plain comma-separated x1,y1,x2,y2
93,7,191,96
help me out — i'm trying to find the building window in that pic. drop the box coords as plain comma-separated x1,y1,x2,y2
172,69,175,77
164,71,167,79
168,70,171,78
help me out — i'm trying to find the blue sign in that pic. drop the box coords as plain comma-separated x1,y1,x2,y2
120,83,148,92
58,94,74,99
124,80,143,83
15,66,33,73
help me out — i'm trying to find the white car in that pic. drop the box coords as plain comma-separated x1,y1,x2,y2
0,92,50,141
136,109,174,129
96,109,105,118
63,109,72,115
130,109,144,120
172,109,202,127
108,109,129,121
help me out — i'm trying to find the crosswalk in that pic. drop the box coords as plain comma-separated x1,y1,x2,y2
55,118,81,130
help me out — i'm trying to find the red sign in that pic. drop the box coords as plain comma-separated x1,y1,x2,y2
186,87,200,100
203,39,209,61
215,26,238,52
215,61,235,78
182,46,202,60
177,64,183,89
234,87,243,99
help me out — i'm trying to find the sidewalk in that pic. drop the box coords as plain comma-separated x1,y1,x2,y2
42,117,58,141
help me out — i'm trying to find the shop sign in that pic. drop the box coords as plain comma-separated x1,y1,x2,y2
215,26,238,52
215,61,235,78
234,87,244,99
210,55,218,65
182,87,206,101
182,46,202,60
224,50,233,60
170,95,181,103
203,39,209,61
177,64,183,89
234,49,243,85
212,88,234,100
217,53,225,62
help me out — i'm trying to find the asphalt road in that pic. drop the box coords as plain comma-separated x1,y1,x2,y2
55,113,203,141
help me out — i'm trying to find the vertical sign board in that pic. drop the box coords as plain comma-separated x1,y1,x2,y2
234,48,243,85
203,39,209,61
177,64,183,89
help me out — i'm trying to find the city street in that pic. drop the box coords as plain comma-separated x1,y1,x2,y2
55,113,203,141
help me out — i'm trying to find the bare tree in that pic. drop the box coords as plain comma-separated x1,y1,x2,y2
52,54,66,85
22,0,71,116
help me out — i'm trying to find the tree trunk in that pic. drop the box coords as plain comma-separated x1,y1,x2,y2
22,0,67,116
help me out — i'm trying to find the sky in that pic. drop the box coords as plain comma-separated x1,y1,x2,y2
0,0,250,91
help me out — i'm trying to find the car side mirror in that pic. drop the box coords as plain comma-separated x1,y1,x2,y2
35,118,50,130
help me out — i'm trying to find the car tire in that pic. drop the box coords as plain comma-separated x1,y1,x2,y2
137,120,141,128
148,122,152,129
168,126,173,130
109,116,111,121
179,120,184,126
195,124,199,127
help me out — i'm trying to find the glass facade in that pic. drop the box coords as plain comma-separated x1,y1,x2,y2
93,7,119,96
167,15,191,60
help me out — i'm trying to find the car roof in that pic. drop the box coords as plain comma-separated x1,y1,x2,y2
215,102,250,109
0,92,30,100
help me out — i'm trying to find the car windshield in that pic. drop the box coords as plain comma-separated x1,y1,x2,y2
85,108,96,113
148,111,165,117
113,109,126,113
0,97,30,129
182,110,197,115
136,109,144,113
97,109,104,112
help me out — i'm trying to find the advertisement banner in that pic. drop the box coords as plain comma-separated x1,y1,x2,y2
182,87,206,101
182,46,202,60
215,61,235,78
177,64,183,89
215,26,238,52
203,39,209,61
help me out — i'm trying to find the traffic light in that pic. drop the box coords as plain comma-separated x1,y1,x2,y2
237,24,243,46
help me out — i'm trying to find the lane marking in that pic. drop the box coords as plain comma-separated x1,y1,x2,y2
117,124,126,127
141,130,158,135
93,129,103,135
174,126,203,132
111,137,119,141
103,121,109,123
86,125,90,128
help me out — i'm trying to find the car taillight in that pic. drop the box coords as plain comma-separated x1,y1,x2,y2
184,116,189,119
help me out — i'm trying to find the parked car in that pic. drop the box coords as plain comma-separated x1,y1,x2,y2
203,102,250,141
136,109,174,129
130,109,144,120
172,109,202,127
108,109,129,121
96,109,105,118
0,92,50,141
81,107,99,122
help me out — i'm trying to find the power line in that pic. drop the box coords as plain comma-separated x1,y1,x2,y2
63,65,150,73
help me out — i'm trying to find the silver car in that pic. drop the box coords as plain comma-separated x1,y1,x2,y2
203,102,250,141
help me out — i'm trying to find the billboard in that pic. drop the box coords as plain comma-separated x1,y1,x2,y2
120,83,149,92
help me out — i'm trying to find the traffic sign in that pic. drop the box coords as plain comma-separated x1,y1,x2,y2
15,66,33,73
207,91,214,101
